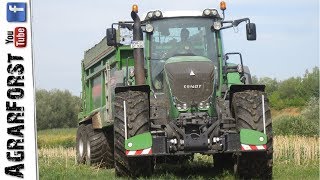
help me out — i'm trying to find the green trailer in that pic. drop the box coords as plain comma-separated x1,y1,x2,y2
76,2,273,179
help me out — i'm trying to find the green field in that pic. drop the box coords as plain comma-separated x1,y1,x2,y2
38,128,319,180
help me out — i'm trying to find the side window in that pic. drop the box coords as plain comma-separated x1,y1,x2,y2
119,28,133,45
92,74,102,109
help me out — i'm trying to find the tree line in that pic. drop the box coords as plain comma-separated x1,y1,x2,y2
36,67,319,130
253,66,319,110
253,66,319,136
36,89,81,130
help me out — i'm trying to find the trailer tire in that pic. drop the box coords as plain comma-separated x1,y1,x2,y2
85,124,114,168
232,90,273,179
76,124,87,164
114,90,153,177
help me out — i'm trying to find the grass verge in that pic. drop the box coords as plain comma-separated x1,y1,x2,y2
38,129,319,179
37,128,77,148
39,147,319,180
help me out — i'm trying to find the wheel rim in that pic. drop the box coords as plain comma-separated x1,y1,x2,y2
79,136,84,157
86,139,91,161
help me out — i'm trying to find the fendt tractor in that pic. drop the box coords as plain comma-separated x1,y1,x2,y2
76,2,273,179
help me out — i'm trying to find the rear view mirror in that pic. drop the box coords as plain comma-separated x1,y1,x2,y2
106,28,117,46
246,23,256,41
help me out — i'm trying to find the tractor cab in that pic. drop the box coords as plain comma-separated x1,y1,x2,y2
145,13,220,93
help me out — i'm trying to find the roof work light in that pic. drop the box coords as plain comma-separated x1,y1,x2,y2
220,1,226,11
132,4,138,13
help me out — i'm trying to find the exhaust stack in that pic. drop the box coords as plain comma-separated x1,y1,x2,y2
131,5,145,85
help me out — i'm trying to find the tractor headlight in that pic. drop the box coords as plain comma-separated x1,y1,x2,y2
213,21,222,30
145,24,154,33
173,97,188,111
203,9,219,17
147,12,153,18
206,102,210,109
182,103,187,110
212,9,218,16
176,103,188,111
203,9,211,16
154,10,162,18
199,102,204,109
146,10,162,20
198,101,211,110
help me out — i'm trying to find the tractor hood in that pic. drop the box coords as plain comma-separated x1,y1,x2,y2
164,56,215,106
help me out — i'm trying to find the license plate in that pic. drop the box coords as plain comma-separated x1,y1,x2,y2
131,41,144,48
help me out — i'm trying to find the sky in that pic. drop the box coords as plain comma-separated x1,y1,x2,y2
32,0,319,95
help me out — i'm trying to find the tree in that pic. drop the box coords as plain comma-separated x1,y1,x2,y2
36,89,81,130
254,66,319,109
256,77,278,96
299,67,319,100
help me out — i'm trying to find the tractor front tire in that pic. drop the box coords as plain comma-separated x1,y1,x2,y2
114,90,153,177
232,90,273,179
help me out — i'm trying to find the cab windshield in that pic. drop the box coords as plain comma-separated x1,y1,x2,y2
150,17,218,60
149,17,218,91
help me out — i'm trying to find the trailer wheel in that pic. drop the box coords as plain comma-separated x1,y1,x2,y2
85,124,114,168
232,90,273,179
114,90,153,177
76,124,87,164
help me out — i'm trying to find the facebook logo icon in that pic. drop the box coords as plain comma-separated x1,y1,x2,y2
7,3,27,22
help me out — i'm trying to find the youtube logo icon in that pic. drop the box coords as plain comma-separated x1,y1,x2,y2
6,27,27,48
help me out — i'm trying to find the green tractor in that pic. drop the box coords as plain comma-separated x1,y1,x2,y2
76,2,273,178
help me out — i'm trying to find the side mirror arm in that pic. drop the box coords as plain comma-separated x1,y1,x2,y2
232,18,250,27
220,18,250,30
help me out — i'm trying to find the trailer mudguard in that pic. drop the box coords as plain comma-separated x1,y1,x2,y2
78,110,104,129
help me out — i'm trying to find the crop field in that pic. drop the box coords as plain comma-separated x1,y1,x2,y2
37,128,319,180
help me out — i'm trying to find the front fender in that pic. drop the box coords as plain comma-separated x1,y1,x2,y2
229,84,265,109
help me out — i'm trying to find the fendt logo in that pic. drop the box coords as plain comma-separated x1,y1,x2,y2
6,27,27,48
183,84,202,89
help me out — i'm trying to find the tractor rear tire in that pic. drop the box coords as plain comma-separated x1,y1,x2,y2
76,124,87,164
114,90,153,177
85,124,114,168
232,90,273,179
